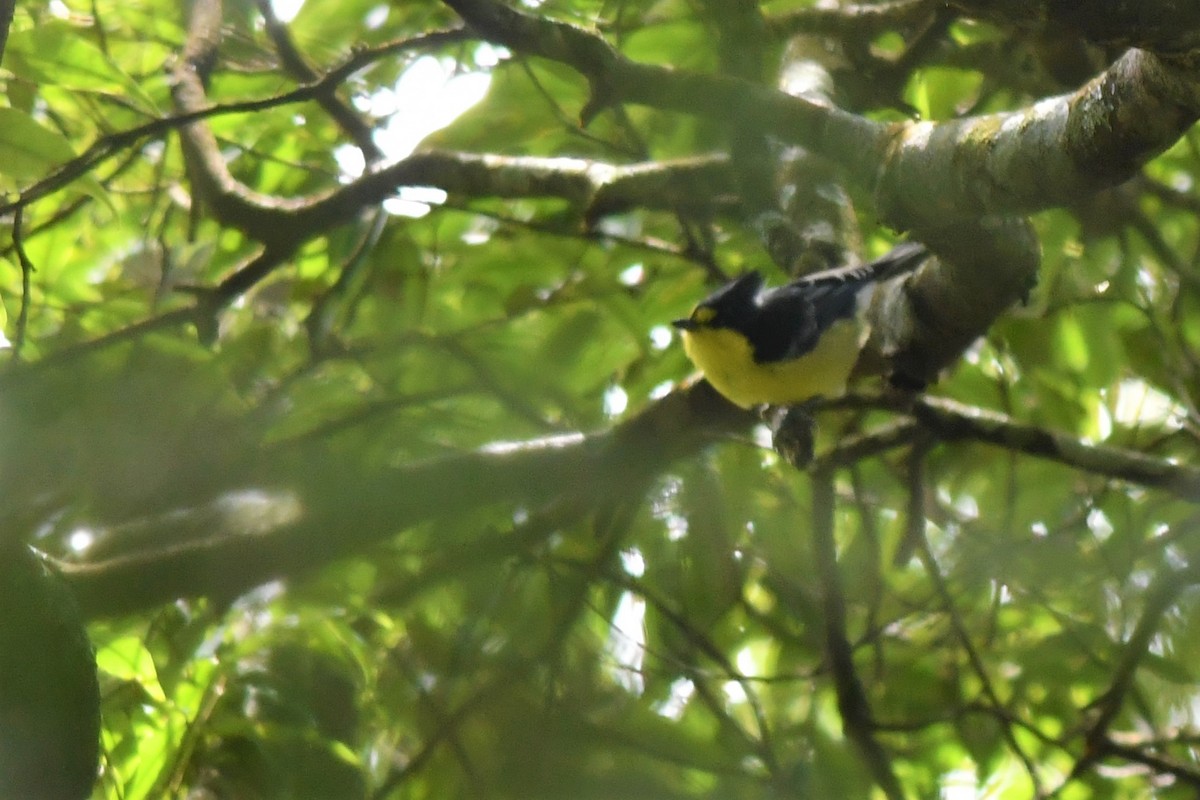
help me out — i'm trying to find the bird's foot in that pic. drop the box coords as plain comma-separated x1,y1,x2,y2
764,403,817,469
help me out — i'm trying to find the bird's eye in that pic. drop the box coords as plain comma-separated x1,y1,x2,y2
692,306,716,324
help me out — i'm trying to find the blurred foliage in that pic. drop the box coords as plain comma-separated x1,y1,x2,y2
0,545,99,799
2,0,1200,798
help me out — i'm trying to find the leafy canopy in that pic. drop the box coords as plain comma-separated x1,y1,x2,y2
3,1,1200,798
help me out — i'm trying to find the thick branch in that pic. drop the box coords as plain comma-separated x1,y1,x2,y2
296,151,737,232
443,0,1200,231
171,0,311,248
860,217,1040,387
949,0,1200,55
59,374,1200,619
879,49,1200,225
63,382,747,618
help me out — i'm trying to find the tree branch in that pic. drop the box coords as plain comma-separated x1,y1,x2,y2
949,1,1200,55
442,0,1200,231
1068,562,1200,784
295,150,737,233
62,382,749,618
254,0,386,163
767,0,935,41
810,466,905,800
441,0,889,185
910,395,1200,501
878,49,1200,225
0,0,15,68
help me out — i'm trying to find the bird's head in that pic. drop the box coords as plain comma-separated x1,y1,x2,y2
671,271,763,333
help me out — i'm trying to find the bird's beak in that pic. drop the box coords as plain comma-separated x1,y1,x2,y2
671,318,697,330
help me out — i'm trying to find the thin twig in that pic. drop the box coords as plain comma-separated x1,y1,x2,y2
11,207,34,361
910,443,1046,796
810,466,905,800
0,28,470,218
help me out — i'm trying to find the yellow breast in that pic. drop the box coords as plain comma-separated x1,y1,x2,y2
680,320,862,409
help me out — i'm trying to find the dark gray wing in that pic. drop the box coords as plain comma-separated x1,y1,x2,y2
749,281,848,363
748,243,929,364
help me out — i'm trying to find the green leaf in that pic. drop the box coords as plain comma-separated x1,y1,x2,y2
0,107,111,207
6,22,161,111
0,107,81,182
96,635,165,702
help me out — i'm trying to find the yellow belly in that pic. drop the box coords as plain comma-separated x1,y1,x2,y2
681,321,862,409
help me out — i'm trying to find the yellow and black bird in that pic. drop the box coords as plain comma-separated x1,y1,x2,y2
672,243,929,409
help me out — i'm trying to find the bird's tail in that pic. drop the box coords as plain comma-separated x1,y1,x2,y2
866,241,930,281
799,241,929,286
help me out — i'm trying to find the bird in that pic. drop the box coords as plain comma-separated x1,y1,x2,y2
671,242,929,409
